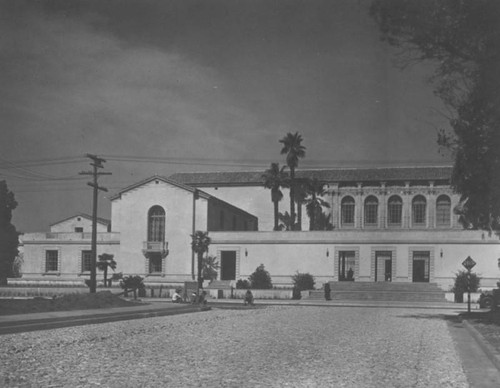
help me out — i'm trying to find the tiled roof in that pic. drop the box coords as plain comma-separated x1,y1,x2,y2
169,166,453,186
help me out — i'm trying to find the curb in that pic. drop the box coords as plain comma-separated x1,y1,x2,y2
0,306,211,335
461,319,500,372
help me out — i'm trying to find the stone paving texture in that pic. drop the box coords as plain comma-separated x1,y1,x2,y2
1,306,468,387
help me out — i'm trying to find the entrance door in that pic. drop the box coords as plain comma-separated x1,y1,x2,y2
338,251,355,281
412,251,430,282
375,252,392,282
220,251,236,280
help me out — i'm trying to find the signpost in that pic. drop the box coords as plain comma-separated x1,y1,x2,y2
462,256,477,313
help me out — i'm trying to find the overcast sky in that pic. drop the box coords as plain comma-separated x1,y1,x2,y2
0,0,452,232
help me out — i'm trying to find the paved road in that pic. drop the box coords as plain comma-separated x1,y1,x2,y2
1,306,469,387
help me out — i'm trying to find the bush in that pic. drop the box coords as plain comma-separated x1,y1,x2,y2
451,270,480,303
120,275,145,300
236,279,251,289
249,264,273,289
291,272,315,292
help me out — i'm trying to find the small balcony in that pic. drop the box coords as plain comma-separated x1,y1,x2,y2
142,241,168,253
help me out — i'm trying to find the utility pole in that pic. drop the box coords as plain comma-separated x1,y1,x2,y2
80,154,112,293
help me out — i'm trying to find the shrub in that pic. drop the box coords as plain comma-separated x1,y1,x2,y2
291,272,315,292
236,279,251,289
249,264,273,289
451,270,480,303
120,275,145,300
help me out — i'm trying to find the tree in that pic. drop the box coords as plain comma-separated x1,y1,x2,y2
191,231,211,290
291,272,315,292
304,179,330,231
294,178,310,231
96,253,117,287
202,255,219,282
249,264,273,289
278,211,293,231
0,181,19,285
120,275,145,300
370,0,500,231
262,163,288,231
279,132,306,230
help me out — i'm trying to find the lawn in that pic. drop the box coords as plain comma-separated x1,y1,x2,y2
461,310,500,354
0,291,144,315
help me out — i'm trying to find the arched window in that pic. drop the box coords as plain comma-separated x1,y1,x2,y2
387,195,402,226
412,195,427,226
364,196,378,226
148,206,165,242
436,195,451,227
341,196,355,226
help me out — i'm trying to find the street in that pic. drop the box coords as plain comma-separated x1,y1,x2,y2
1,306,469,387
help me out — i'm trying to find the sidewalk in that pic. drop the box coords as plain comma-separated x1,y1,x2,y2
0,301,209,335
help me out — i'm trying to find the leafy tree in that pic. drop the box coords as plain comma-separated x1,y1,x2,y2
371,0,500,231
191,230,211,290
96,253,117,287
279,132,306,230
304,178,330,230
0,181,19,285
202,255,219,282
451,270,480,302
249,264,273,289
262,163,288,231
236,278,251,289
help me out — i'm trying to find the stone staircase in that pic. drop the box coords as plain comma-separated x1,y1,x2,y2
307,282,447,303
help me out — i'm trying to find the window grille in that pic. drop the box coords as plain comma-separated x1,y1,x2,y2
364,196,378,226
81,250,92,272
436,195,451,227
412,195,427,226
388,196,402,226
45,250,58,272
341,196,355,226
148,206,165,242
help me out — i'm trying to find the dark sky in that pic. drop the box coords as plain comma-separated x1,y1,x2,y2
0,0,452,232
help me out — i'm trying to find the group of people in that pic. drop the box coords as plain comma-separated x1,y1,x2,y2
172,288,255,306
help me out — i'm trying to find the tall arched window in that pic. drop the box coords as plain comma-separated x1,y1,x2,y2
364,196,378,226
412,195,427,226
148,206,165,242
341,196,355,227
436,195,451,227
387,195,402,226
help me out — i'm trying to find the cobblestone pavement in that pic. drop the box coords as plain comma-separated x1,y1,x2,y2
1,306,468,387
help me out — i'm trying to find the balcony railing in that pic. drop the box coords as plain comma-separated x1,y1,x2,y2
143,241,168,252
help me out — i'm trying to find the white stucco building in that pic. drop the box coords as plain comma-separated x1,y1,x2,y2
18,166,500,291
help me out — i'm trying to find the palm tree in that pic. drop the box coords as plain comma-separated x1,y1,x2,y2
191,231,211,291
97,253,117,287
262,163,288,231
304,179,330,230
279,132,306,230
202,255,220,283
294,178,310,231
278,211,293,231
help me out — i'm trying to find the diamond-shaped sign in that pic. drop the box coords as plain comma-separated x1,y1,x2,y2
462,256,476,270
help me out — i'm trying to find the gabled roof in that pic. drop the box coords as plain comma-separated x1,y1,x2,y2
50,213,110,227
168,166,453,186
109,175,257,220
109,175,211,201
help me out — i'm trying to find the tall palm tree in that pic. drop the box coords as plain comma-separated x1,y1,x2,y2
191,231,211,290
262,163,288,231
304,179,330,230
279,132,306,230
97,253,117,287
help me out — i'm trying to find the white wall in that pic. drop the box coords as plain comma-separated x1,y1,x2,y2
50,216,108,233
